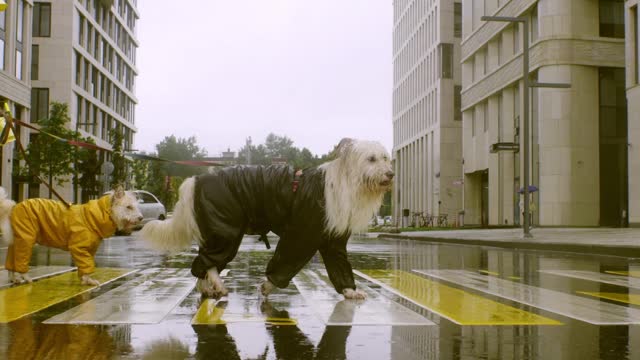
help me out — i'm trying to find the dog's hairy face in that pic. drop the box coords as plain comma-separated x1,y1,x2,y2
339,139,394,194
111,187,143,232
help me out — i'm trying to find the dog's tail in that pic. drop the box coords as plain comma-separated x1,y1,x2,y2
137,177,201,253
0,187,16,245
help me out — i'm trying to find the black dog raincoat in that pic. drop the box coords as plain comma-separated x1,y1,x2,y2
190,165,356,294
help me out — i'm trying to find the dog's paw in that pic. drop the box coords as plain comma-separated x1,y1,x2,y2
206,268,228,296
196,268,228,298
342,288,367,300
196,278,228,299
9,271,32,284
81,275,100,286
260,280,276,297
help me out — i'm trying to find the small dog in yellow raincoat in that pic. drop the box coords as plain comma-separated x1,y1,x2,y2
0,186,143,285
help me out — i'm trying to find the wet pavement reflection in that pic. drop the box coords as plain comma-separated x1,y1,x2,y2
1,234,639,359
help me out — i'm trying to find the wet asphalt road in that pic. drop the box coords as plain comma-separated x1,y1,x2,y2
1,234,640,359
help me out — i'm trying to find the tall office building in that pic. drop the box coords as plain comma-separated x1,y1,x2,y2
626,0,640,227
0,1,33,201
31,0,139,201
461,0,627,226
392,0,463,225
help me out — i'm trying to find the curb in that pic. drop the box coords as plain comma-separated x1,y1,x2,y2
377,234,640,258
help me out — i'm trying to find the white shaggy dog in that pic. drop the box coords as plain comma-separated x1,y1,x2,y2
0,186,143,285
139,138,393,300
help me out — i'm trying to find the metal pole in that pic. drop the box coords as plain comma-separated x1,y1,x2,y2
522,19,532,238
74,121,79,203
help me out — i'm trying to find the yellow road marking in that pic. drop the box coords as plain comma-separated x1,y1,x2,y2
605,271,640,278
0,268,135,323
578,292,640,306
192,299,297,325
357,270,561,326
508,276,522,280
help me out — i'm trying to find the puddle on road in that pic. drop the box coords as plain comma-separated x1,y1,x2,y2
0,234,639,359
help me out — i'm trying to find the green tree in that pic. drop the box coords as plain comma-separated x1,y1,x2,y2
130,155,150,190
264,133,294,159
141,135,209,210
156,135,208,179
237,143,269,165
76,136,103,202
20,102,77,198
237,133,324,169
109,128,127,187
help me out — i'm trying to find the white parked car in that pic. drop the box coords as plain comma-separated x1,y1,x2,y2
103,189,166,230
133,190,166,227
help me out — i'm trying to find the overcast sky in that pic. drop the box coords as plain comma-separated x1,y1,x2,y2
135,0,392,157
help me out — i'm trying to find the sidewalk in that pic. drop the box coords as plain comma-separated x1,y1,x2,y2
375,227,640,258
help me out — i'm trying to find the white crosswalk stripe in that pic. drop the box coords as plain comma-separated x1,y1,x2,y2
415,269,640,325
44,268,195,325
293,269,434,326
539,269,640,289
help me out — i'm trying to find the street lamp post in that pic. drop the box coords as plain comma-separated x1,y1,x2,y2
481,15,570,238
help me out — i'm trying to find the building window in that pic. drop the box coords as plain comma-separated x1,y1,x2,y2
31,45,39,80
15,1,24,80
75,51,81,85
33,3,52,37
0,10,5,71
438,43,453,79
484,101,489,132
531,5,538,43
79,16,85,47
16,1,23,44
513,23,520,53
497,95,502,139
454,86,462,121
497,35,502,67
471,109,476,137
31,88,50,123
77,94,83,125
635,6,640,84
483,47,488,75
454,2,462,38
600,0,624,38
15,50,22,80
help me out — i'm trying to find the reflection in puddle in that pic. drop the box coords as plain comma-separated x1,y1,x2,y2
0,235,639,359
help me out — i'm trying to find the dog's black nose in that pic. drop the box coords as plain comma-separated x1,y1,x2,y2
386,171,395,179
138,215,144,221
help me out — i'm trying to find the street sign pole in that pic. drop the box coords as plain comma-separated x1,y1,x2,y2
481,15,570,239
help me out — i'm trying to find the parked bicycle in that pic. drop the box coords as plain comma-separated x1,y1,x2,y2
436,214,448,227
411,211,432,228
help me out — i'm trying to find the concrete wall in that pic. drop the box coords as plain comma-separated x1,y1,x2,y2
537,65,600,225
461,0,625,226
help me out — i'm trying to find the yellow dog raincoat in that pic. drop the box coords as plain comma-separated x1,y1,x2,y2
4,195,117,276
